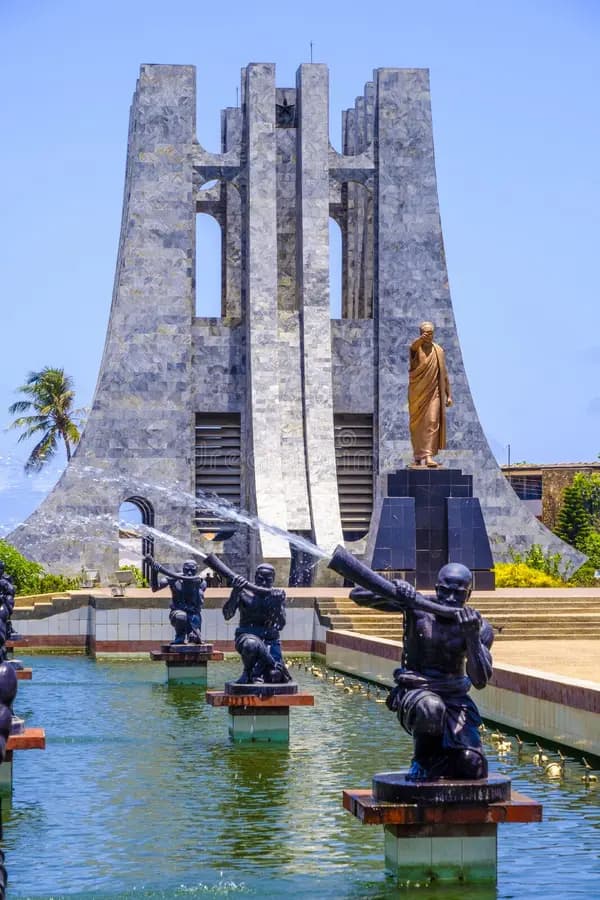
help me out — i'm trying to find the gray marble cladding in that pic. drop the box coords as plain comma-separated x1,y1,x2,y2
7,61,584,578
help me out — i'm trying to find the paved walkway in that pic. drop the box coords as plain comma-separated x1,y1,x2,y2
493,640,599,684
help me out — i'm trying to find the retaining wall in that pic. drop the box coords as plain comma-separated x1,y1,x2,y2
325,630,600,756
12,589,319,657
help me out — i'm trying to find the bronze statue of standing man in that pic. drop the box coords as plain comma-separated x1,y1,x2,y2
408,321,452,468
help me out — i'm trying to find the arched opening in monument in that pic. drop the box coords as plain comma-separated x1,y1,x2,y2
195,210,224,318
329,218,343,318
118,497,154,581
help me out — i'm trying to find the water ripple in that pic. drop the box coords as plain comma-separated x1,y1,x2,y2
3,656,599,898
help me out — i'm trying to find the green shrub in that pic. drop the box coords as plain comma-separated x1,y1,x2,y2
0,539,44,595
580,531,600,569
509,544,569,580
38,573,81,593
494,562,562,588
0,539,83,595
119,564,148,587
567,563,600,587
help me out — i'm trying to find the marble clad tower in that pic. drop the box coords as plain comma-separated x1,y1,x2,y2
9,63,584,581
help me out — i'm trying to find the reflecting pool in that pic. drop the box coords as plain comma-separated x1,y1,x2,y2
3,656,599,898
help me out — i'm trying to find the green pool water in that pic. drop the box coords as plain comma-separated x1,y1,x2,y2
2,655,599,899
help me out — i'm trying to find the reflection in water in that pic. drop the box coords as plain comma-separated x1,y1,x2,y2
0,656,598,898
209,744,294,868
153,681,207,723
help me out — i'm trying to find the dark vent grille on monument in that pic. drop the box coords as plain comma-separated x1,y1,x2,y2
194,413,241,531
334,414,374,539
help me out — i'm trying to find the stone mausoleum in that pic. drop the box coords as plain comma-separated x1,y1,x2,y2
9,62,583,583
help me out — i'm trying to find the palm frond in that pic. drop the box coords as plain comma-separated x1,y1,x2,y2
64,422,81,443
7,400,33,415
24,433,58,473
9,366,81,472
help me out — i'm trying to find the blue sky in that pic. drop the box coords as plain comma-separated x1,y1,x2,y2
1,0,599,534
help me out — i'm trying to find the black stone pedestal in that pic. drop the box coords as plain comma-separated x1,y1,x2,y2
372,773,511,804
371,468,495,590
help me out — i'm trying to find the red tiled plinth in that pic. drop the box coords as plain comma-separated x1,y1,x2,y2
149,647,224,663
7,728,46,752
343,789,542,826
206,691,314,708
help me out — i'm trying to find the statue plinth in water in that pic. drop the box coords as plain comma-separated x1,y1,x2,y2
328,545,509,799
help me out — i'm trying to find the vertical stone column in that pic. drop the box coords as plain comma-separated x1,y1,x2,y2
374,68,448,471
244,63,291,579
360,83,375,319
296,64,344,567
370,67,583,568
9,64,197,574
221,107,242,319
342,109,358,318
275,89,312,535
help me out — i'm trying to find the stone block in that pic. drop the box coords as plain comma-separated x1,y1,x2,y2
228,708,290,743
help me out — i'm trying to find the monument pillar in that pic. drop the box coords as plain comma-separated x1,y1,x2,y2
8,64,197,575
296,64,344,567
243,63,291,582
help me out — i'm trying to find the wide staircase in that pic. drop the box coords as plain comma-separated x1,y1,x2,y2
315,592,600,641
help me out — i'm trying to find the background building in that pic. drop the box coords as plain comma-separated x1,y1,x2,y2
503,463,600,531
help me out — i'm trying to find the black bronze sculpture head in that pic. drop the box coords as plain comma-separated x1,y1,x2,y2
435,563,472,607
254,564,275,589
182,560,198,577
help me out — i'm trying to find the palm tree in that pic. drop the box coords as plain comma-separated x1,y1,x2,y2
8,367,83,472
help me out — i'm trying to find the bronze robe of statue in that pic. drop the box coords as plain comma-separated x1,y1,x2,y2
408,339,450,464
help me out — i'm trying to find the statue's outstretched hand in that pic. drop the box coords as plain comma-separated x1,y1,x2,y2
456,605,481,635
232,575,246,590
393,580,417,604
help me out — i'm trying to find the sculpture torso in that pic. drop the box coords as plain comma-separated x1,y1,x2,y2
403,607,493,680
237,588,286,637
168,578,205,613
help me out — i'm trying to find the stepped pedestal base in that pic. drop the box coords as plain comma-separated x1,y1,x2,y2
207,685,314,743
149,644,224,684
343,778,542,884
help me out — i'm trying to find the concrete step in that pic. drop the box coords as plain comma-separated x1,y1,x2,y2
314,594,600,642
320,598,600,610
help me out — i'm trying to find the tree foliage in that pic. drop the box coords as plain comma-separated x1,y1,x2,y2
8,367,83,472
572,472,600,531
0,539,44,594
554,476,594,551
0,540,80,595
